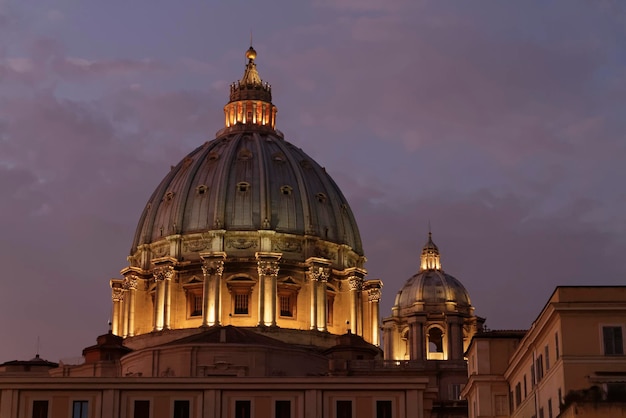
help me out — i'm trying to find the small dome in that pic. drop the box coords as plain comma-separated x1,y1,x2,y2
393,233,472,313
394,270,471,309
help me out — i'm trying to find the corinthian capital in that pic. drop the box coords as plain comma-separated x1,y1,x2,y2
257,260,280,277
368,288,381,302
153,265,174,281
112,288,125,302
202,259,225,276
348,276,363,291
309,265,330,283
123,275,138,290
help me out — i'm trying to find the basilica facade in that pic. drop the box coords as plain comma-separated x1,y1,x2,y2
0,47,481,418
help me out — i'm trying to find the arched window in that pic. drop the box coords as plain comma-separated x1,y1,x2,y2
427,327,446,360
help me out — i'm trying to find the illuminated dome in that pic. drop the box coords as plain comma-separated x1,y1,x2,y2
393,233,472,314
131,48,362,259
111,47,381,346
383,232,481,363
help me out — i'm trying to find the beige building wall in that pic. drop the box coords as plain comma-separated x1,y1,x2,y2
0,376,429,418
464,286,626,418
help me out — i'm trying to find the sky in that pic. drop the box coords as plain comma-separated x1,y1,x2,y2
1,0,625,362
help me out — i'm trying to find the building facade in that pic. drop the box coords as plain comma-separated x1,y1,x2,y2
463,286,626,418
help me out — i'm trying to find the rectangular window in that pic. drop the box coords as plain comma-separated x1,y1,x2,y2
234,293,249,315
545,345,550,370
509,391,514,412
536,355,544,381
190,293,202,317
558,388,562,406
515,383,522,407
555,333,560,360
603,326,624,355
531,365,536,386
523,375,527,397
494,395,508,415
539,407,544,418
134,400,150,418
450,384,462,400
275,400,290,418
607,383,626,401
336,400,352,418
73,401,88,418
32,401,48,418
376,400,392,418
173,400,190,418
548,398,553,418
327,294,334,325
235,400,251,418
279,295,293,317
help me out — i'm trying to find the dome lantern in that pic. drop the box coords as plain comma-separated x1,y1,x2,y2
419,232,441,271
224,45,277,130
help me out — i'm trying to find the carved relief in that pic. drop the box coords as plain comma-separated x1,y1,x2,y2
152,243,169,258
226,237,257,250
202,259,225,276
273,239,302,253
314,246,336,261
183,237,209,252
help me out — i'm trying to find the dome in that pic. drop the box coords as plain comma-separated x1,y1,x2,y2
112,46,380,343
131,131,363,256
130,47,363,261
393,233,472,312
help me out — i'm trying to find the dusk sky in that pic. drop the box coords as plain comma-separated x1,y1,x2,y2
1,1,625,362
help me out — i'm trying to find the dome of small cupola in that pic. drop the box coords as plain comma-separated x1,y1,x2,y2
382,232,481,363
393,232,472,314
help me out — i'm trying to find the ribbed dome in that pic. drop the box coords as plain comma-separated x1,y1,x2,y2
130,47,363,259
131,130,363,254
393,233,471,312
394,270,471,309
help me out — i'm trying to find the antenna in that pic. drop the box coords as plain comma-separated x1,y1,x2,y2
36,336,40,358
250,30,253,47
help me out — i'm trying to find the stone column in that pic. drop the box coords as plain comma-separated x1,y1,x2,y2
409,319,425,361
310,275,318,330
111,287,124,336
124,276,138,337
256,252,281,327
448,316,464,360
201,253,226,327
383,325,393,360
308,261,330,331
153,265,174,331
368,288,381,346
316,273,328,330
349,276,363,335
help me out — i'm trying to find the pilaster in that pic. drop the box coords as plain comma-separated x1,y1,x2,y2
256,252,281,326
200,252,226,327
152,263,174,331
307,257,331,332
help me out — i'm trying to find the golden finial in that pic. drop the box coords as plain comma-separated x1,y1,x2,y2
246,46,257,61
